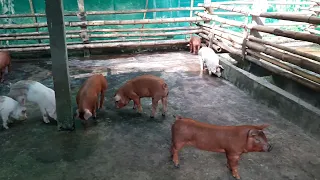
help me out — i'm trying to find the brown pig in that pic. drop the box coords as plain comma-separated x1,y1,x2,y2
0,51,11,83
171,115,273,179
75,74,108,120
189,36,201,55
113,74,169,118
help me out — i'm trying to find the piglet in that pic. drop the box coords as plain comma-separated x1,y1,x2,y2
0,51,11,83
0,96,27,129
189,36,201,55
171,115,273,179
7,80,57,124
114,74,169,118
198,47,224,77
75,74,108,120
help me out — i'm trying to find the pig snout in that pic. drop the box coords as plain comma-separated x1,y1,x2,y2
267,144,273,152
263,143,273,152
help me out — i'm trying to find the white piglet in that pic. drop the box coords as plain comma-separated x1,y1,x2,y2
0,96,27,129
7,80,57,124
198,47,224,77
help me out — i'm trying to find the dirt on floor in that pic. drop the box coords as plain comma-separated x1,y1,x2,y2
0,51,319,180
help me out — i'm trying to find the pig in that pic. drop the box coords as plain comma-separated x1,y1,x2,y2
7,80,57,124
171,115,273,180
75,74,108,120
198,47,224,77
0,51,11,83
189,35,201,55
114,74,169,118
0,96,27,129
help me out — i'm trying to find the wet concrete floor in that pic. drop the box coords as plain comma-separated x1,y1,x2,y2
0,51,319,180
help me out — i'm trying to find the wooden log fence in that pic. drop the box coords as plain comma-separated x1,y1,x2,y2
195,11,320,44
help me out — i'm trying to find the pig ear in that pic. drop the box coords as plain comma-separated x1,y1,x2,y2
218,65,224,70
83,109,92,120
257,124,270,130
248,129,259,137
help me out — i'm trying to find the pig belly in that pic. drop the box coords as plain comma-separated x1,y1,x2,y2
191,138,226,153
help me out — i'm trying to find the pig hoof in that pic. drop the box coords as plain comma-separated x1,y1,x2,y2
174,163,180,168
161,113,166,117
150,115,154,118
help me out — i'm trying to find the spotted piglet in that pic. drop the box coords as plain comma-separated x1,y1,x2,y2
0,96,27,129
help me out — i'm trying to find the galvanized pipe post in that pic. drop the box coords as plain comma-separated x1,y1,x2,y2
45,0,75,131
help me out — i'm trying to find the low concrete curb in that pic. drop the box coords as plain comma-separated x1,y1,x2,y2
219,54,320,140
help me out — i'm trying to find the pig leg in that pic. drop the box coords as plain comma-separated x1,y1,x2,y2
226,154,241,180
171,142,185,168
0,70,3,82
150,97,160,118
1,114,9,129
189,43,193,53
99,91,105,109
39,107,50,123
130,94,142,113
161,96,168,116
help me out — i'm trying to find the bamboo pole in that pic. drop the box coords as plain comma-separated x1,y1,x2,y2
0,34,81,40
248,36,320,63
0,26,201,37
202,27,243,44
245,54,320,92
0,39,189,52
198,1,316,6
89,30,202,38
247,49,320,84
202,29,242,49
0,30,202,41
198,33,242,56
195,11,320,44
211,4,320,24
28,0,41,43
246,40,320,74
198,33,222,52
0,7,205,19
0,37,167,49
305,28,320,35
77,0,89,43
69,17,204,27
0,17,204,29
190,0,194,17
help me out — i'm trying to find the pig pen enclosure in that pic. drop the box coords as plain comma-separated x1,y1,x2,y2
0,0,320,180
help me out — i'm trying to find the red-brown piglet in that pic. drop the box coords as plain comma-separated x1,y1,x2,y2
113,74,169,118
0,51,11,83
171,115,273,179
189,36,201,55
75,74,108,120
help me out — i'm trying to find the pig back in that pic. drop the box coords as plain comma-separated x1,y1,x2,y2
128,75,168,97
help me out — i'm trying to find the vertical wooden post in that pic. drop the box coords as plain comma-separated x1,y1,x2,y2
28,0,41,44
190,0,194,17
77,0,90,57
250,0,268,38
45,0,74,131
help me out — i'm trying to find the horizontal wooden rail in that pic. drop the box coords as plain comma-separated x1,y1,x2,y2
0,37,167,49
0,7,205,18
0,26,201,37
0,39,189,52
0,29,202,41
0,17,204,29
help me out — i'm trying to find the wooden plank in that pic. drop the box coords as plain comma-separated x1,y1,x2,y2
44,0,74,131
